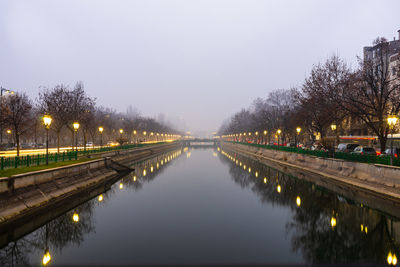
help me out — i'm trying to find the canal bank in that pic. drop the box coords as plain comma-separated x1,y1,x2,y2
221,141,400,202
0,142,181,229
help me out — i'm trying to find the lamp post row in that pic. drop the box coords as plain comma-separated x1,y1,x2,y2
40,115,178,164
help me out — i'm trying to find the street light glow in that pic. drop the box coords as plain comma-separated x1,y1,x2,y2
296,127,301,134
296,196,301,207
387,115,398,127
42,250,51,266
98,126,104,133
43,115,52,128
72,212,79,223
331,216,337,228
330,124,337,131
73,122,80,131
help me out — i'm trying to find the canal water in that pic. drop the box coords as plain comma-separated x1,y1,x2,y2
1,146,400,265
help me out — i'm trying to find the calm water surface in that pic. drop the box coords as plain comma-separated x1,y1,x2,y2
1,146,400,265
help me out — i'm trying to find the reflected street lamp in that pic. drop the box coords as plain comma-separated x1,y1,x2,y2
72,212,79,223
42,249,51,266
43,115,52,165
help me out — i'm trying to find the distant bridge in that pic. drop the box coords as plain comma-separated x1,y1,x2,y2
182,138,219,147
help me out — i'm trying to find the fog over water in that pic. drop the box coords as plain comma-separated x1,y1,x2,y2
0,0,399,132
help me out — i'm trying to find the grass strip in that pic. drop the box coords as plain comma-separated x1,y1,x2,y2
0,157,98,177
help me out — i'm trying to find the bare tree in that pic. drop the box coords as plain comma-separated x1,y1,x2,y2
38,85,71,152
337,38,400,151
3,93,33,156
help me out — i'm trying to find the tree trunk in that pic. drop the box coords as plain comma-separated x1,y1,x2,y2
71,130,74,149
57,131,60,153
379,137,387,152
83,131,87,151
15,133,20,157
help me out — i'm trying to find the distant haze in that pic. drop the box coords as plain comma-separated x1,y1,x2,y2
0,0,399,133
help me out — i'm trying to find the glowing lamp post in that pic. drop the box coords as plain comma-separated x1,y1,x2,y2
331,123,337,158
133,130,137,144
43,115,52,165
387,115,398,165
263,130,267,144
98,126,104,149
296,127,301,148
6,129,11,145
276,129,282,146
73,122,80,151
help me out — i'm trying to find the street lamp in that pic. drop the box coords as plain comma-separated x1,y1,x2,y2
331,124,337,158
387,115,398,165
98,126,104,148
133,130,137,144
73,122,80,151
277,129,282,146
6,129,11,144
43,115,52,165
296,127,301,148
263,130,267,144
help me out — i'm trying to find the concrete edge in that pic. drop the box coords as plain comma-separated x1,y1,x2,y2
222,141,400,201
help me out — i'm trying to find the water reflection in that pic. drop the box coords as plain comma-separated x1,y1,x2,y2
0,148,184,266
0,201,95,266
218,147,400,265
2,146,400,265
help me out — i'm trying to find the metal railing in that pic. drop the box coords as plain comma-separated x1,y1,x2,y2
225,141,400,167
0,142,170,171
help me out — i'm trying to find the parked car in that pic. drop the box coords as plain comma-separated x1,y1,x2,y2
337,143,359,153
380,148,400,158
351,146,377,156
286,143,296,148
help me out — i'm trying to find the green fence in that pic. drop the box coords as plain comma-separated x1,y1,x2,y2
226,141,400,167
0,142,170,171
0,151,78,170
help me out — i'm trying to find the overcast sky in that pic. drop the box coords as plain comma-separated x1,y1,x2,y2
0,0,399,133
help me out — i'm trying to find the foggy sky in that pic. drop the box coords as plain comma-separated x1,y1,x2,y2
0,0,399,133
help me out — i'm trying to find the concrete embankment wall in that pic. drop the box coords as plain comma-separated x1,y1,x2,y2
0,142,180,227
221,141,400,200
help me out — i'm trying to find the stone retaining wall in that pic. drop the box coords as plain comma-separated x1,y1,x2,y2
0,142,181,227
222,141,400,198
0,142,179,194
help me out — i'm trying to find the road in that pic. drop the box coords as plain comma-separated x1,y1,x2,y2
0,146,99,157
